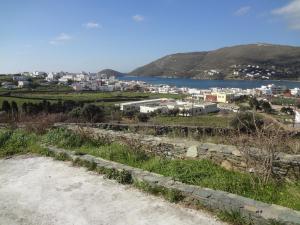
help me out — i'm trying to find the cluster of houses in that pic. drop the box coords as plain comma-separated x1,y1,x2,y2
231,64,277,80
117,83,300,116
1,71,299,101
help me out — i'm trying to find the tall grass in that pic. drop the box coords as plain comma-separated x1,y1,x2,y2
0,129,42,157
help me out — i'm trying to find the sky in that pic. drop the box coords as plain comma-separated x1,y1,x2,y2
1,0,300,73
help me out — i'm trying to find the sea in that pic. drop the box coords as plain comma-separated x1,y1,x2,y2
118,76,300,89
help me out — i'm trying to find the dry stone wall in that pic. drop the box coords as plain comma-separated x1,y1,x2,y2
61,124,300,180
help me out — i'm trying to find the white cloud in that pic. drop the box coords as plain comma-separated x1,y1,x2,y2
234,6,251,16
50,33,72,45
83,22,101,29
272,0,300,30
132,14,144,22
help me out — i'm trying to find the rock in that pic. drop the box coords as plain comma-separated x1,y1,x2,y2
240,162,247,168
232,149,242,157
186,146,198,158
221,160,233,170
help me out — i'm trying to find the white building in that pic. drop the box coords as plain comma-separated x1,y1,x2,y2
32,71,47,78
140,105,168,114
291,88,300,97
119,99,169,112
18,81,30,88
176,102,218,116
46,72,62,82
59,74,76,83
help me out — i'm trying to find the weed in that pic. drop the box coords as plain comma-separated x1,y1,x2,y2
54,152,70,161
217,210,252,225
133,180,183,203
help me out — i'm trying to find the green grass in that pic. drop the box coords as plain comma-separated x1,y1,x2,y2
0,129,43,157
217,210,252,225
1,127,300,211
271,97,298,106
151,114,233,128
41,128,300,211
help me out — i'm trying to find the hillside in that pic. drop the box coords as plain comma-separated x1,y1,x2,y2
98,69,125,77
130,44,300,80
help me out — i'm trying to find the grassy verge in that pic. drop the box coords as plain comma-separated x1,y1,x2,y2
0,127,300,211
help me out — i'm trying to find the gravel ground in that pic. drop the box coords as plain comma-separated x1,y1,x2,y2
0,155,225,225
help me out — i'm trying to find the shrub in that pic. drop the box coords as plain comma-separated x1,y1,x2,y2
0,129,38,157
68,107,82,119
260,100,272,113
249,97,260,110
280,107,294,115
136,113,150,122
81,104,105,122
230,112,264,132
43,128,85,148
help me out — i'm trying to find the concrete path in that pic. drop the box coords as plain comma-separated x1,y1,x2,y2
0,155,225,225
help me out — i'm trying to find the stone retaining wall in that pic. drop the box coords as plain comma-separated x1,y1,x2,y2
63,125,300,180
55,122,233,137
45,145,300,225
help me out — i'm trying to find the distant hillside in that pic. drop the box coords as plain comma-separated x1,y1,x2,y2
130,44,300,80
98,69,125,77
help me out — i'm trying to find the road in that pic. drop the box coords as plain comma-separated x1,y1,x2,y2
0,155,225,225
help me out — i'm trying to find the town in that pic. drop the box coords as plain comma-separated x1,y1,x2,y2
1,71,299,122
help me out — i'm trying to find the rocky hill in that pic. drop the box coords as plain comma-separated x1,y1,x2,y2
98,69,125,77
130,44,300,80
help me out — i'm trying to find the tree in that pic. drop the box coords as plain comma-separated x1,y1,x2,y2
260,101,272,114
249,97,260,110
169,108,179,117
22,103,28,114
1,101,11,114
230,112,264,133
11,101,19,120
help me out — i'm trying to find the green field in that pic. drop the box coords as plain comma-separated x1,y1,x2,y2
0,91,186,107
151,114,234,128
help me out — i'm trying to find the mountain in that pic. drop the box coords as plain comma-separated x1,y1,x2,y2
130,44,300,80
97,69,125,77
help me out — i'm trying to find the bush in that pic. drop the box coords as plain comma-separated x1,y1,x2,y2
43,128,86,148
280,107,294,115
136,113,150,122
81,104,104,122
122,110,136,119
230,112,264,132
249,97,260,110
260,100,272,113
68,107,82,119
0,129,39,157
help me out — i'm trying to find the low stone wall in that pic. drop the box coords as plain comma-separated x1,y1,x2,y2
63,125,300,180
54,122,233,137
45,145,300,225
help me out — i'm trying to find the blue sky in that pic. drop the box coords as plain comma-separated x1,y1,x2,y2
1,0,300,73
